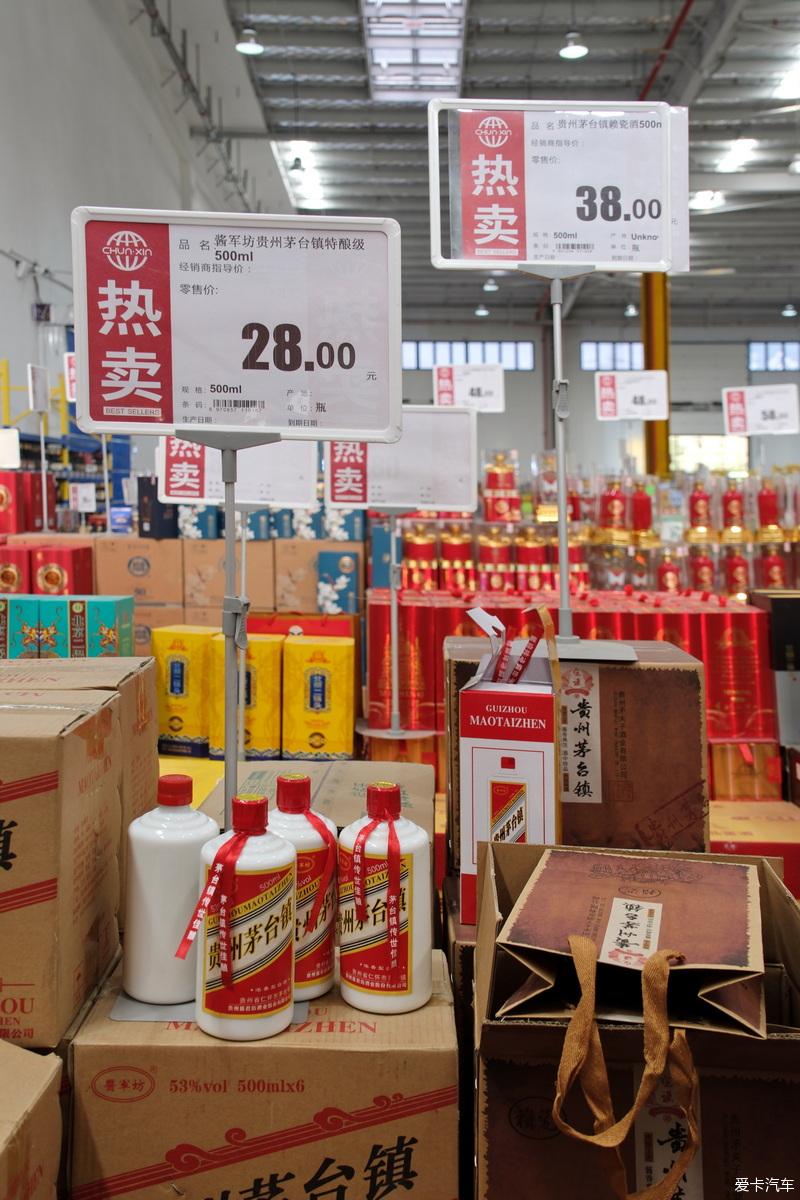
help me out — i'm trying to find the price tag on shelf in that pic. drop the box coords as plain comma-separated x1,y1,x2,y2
71,208,402,441
431,99,675,271
68,482,97,513
433,363,505,412
27,364,50,413
722,384,799,436
64,352,77,403
325,406,477,511
595,371,668,421
156,436,318,508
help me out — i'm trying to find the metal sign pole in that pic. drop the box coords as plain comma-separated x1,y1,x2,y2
388,510,401,733
238,516,248,760
39,414,49,532
101,434,112,534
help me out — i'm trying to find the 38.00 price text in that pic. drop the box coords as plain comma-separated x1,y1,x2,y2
576,186,662,223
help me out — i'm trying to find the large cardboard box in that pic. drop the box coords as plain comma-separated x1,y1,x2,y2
274,539,364,613
443,875,476,1200
183,539,275,610
474,842,800,1200
749,590,800,746
711,799,800,897
70,957,458,1200
0,691,121,1047
0,658,158,927
200,760,436,839
0,1042,62,1200
133,604,184,655
94,536,184,604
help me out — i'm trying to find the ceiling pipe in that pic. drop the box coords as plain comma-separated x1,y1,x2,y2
638,0,698,100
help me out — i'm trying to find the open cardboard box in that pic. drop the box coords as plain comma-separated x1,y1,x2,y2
474,842,800,1200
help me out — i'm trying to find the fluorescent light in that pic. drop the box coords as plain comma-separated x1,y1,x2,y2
717,138,758,173
483,279,499,293
360,0,466,101
281,142,326,209
559,32,588,60
689,189,725,210
782,302,798,318
474,303,489,317
789,156,800,174
624,303,638,318
235,28,264,56
775,49,800,99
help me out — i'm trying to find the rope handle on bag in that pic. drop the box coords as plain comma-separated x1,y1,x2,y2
551,935,700,1200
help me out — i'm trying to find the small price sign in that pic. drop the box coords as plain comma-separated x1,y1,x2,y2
64,352,77,403
27,364,50,413
722,384,800,436
433,363,505,412
595,371,668,421
68,482,97,513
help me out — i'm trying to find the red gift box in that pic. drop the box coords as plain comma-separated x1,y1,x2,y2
30,544,94,595
20,471,57,532
0,472,26,534
0,546,31,593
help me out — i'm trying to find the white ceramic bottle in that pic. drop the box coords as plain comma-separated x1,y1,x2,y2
268,774,338,1001
338,781,432,1014
123,774,219,1004
196,795,296,1041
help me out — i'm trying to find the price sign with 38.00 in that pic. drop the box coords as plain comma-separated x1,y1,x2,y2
71,208,402,441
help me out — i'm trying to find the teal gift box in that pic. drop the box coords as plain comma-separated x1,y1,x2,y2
0,596,41,658
38,596,134,658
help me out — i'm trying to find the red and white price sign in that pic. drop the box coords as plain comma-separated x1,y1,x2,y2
156,436,318,507
595,371,668,421
325,406,477,510
64,353,77,403
68,482,97,513
434,363,505,412
71,208,402,441
722,384,799,436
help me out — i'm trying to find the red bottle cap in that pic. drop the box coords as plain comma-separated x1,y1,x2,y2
232,796,267,834
366,782,401,821
157,774,193,808
276,774,311,814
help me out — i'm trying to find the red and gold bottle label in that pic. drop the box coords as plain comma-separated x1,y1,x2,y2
295,847,335,988
689,488,710,528
689,554,715,590
338,847,412,996
490,780,527,844
722,489,744,528
201,864,295,1018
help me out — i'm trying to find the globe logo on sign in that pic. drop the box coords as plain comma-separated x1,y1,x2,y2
102,230,152,272
476,115,511,148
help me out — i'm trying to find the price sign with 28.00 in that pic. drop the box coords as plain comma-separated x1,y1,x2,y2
71,208,402,441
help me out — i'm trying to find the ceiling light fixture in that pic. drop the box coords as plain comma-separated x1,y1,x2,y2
235,28,264,56
624,302,638,318
789,156,800,174
474,303,489,317
483,279,499,293
782,302,798,318
717,138,758,173
775,50,800,99
689,189,725,210
559,32,589,60
360,0,467,102
289,157,304,174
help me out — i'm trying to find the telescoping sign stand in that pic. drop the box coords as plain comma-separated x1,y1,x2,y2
429,98,689,661
72,206,402,826
27,364,50,532
325,405,478,738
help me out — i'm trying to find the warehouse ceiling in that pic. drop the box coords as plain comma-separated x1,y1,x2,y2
218,0,800,328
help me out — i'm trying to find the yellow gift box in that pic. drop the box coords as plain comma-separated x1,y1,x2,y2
152,625,215,756
282,635,355,760
209,632,284,760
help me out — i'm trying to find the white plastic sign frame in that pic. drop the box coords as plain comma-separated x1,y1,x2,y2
324,405,478,511
68,482,97,513
433,362,505,412
71,207,403,442
156,435,319,508
722,384,800,436
595,370,669,421
27,364,50,413
428,97,674,273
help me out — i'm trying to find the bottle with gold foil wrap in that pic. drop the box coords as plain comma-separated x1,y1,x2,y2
598,479,627,529
477,525,514,593
721,478,745,530
439,522,476,592
629,481,653,534
688,480,712,531
757,478,781,530
588,529,630,590
755,526,789,589
656,548,682,593
686,528,718,592
514,527,547,592
400,522,438,592
630,529,660,589
482,451,522,523
721,527,752,598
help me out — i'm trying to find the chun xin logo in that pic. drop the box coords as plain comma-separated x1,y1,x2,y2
102,230,152,272
476,115,511,148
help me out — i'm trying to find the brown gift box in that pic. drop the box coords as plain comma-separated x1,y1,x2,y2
475,842,800,1200
0,1041,62,1200
133,604,184,655
70,957,458,1200
94,536,184,604
274,538,364,613
0,691,121,1048
183,538,275,610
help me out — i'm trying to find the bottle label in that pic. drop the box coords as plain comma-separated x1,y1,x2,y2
295,846,335,987
338,848,412,995
490,780,527,844
201,864,295,1018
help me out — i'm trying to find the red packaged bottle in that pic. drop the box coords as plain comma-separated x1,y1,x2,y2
688,482,711,530
630,482,653,532
599,480,626,529
722,482,745,529
757,479,780,530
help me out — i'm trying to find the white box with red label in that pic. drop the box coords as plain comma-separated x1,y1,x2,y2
458,628,558,924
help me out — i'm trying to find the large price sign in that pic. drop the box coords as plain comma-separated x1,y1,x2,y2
325,406,477,511
595,371,668,421
156,436,319,507
722,384,799,436
429,99,677,271
71,208,402,440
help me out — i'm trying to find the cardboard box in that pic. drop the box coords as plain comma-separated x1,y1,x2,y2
183,605,221,628
209,632,283,760
95,536,184,605
0,658,158,928
0,690,121,1047
0,545,31,593
711,799,800,897
30,543,94,595
200,760,436,840
443,875,476,1200
70,958,458,1200
749,590,800,746
282,635,355,760
183,538,275,610
133,604,184,655
474,841,800,1200
37,595,134,657
0,1041,62,1199
0,594,40,657
275,539,364,613
444,637,488,871
710,740,783,801
152,625,215,756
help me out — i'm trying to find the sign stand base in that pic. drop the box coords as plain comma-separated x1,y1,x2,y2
518,264,637,665
178,429,280,829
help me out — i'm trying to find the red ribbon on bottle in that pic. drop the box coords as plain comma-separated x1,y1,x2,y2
175,832,249,989
304,811,338,932
352,805,401,973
